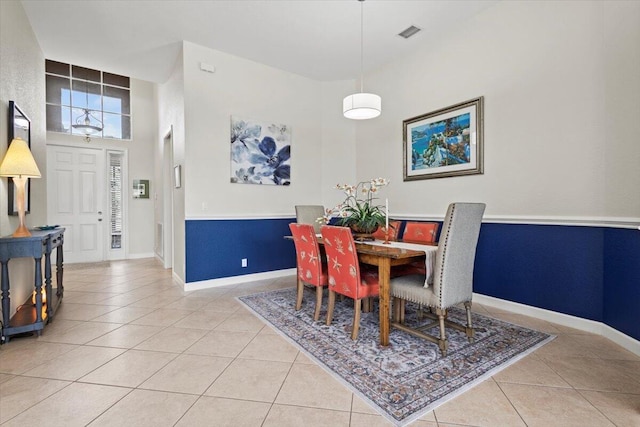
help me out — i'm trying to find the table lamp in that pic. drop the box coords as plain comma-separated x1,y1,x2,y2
0,138,41,237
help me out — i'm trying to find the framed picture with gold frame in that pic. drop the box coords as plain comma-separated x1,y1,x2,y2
403,97,483,181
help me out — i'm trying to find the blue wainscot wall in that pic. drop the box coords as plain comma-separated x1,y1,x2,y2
603,228,640,341
185,218,297,282
474,224,604,322
185,219,639,341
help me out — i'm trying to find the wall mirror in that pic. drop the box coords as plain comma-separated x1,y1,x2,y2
8,100,31,215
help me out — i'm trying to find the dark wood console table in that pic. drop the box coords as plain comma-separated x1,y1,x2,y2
0,228,64,343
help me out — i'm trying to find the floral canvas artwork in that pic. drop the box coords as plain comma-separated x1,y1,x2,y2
230,116,291,185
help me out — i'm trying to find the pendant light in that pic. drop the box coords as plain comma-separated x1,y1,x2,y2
72,80,103,142
343,0,381,120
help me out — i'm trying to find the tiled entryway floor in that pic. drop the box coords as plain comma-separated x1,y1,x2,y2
1,259,638,426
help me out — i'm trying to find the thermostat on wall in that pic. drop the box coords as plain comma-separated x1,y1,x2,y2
199,62,216,73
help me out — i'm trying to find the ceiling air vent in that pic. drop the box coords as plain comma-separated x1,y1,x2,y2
398,25,421,39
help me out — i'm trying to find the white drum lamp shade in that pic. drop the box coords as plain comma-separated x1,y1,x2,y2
343,93,382,120
343,0,381,120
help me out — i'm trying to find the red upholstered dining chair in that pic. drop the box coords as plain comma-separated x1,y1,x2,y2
402,221,439,244
289,223,328,321
393,221,441,276
321,225,380,340
372,220,402,241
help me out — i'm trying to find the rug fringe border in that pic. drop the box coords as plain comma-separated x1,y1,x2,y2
237,289,556,427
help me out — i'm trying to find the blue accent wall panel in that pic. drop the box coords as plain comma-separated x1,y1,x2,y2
185,218,639,341
474,223,604,321
603,228,640,340
185,218,296,283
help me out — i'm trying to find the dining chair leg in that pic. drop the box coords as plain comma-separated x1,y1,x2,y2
392,298,406,324
295,278,304,311
362,297,371,313
314,286,323,321
351,298,362,340
392,297,401,322
464,301,474,342
326,289,336,326
436,308,448,356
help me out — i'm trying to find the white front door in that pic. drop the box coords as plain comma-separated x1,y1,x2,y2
47,145,105,263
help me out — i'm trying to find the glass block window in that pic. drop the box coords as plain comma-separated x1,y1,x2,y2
108,152,124,249
45,59,131,140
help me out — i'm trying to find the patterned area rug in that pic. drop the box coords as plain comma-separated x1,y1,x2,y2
238,287,554,426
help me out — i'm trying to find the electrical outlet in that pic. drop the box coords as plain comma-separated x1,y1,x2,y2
241,258,248,268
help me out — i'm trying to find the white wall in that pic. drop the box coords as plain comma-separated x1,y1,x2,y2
0,0,47,316
355,0,640,222
181,41,324,218
158,0,638,286
0,0,47,232
46,78,158,258
320,80,357,212
156,50,186,281
127,79,157,255
603,2,640,219
159,43,356,282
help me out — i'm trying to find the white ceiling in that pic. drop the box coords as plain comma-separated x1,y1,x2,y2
21,0,498,83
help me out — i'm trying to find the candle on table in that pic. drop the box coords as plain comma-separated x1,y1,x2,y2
385,198,389,231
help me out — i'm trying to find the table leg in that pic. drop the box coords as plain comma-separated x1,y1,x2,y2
34,257,43,330
44,247,53,321
56,243,64,299
378,257,391,346
1,261,10,342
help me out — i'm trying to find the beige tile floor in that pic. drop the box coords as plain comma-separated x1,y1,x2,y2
1,259,638,426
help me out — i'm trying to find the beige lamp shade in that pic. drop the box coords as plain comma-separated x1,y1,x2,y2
0,138,41,178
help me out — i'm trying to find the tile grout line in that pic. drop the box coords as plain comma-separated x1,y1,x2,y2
573,389,624,427
493,378,530,427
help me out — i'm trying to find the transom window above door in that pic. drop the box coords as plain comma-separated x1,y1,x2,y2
45,59,131,140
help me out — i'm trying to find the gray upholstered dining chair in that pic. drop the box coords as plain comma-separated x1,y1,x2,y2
295,205,325,234
389,202,485,357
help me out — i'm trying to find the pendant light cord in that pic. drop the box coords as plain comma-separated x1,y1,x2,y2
360,0,364,93
342,0,381,120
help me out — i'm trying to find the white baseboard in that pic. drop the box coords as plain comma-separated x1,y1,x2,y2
184,268,297,292
601,324,640,356
473,293,640,356
172,271,184,287
128,252,156,260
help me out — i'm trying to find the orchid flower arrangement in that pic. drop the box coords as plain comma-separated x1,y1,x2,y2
319,178,389,234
